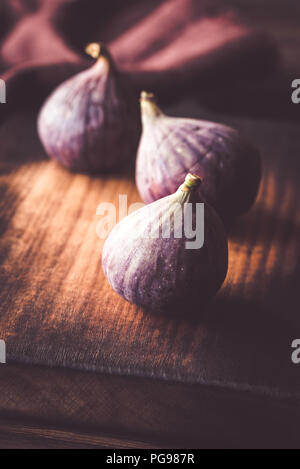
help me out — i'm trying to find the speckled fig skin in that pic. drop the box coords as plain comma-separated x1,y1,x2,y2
38,43,141,172
136,92,261,222
102,174,228,316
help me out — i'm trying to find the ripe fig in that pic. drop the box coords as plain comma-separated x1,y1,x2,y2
37,43,141,172
136,92,261,222
102,173,228,316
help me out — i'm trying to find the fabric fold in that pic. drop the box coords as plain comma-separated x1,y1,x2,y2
0,0,278,120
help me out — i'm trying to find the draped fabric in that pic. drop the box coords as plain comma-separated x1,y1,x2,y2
0,0,278,119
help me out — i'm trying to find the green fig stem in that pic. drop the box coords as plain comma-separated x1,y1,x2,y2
180,173,202,192
140,91,162,119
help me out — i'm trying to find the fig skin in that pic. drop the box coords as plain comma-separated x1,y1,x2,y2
102,174,228,317
136,92,261,222
37,43,141,172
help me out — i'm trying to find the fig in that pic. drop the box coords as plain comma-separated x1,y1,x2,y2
136,92,261,222
102,173,228,316
37,43,140,172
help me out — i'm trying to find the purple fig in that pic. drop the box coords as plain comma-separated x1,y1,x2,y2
38,43,141,172
136,92,261,222
102,173,228,316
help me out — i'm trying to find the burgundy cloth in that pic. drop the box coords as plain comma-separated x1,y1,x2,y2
0,0,278,121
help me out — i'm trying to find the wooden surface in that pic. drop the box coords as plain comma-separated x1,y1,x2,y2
0,420,161,449
0,107,300,398
1,362,299,449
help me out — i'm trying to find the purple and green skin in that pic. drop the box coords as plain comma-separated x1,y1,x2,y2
136,92,261,223
38,43,141,172
102,174,228,316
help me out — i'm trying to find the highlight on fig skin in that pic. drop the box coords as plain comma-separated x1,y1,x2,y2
102,173,228,317
136,91,262,223
37,42,141,173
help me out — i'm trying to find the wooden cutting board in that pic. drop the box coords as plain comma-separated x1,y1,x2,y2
0,103,300,401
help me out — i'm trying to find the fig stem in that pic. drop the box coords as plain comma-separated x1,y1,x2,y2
85,42,114,73
85,42,102,59
140,91,162,118
140,91,156,103
180,173,202,192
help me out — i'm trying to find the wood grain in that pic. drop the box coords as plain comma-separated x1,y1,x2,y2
0,362,299,448
0,106,300,403
0,420,162,449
